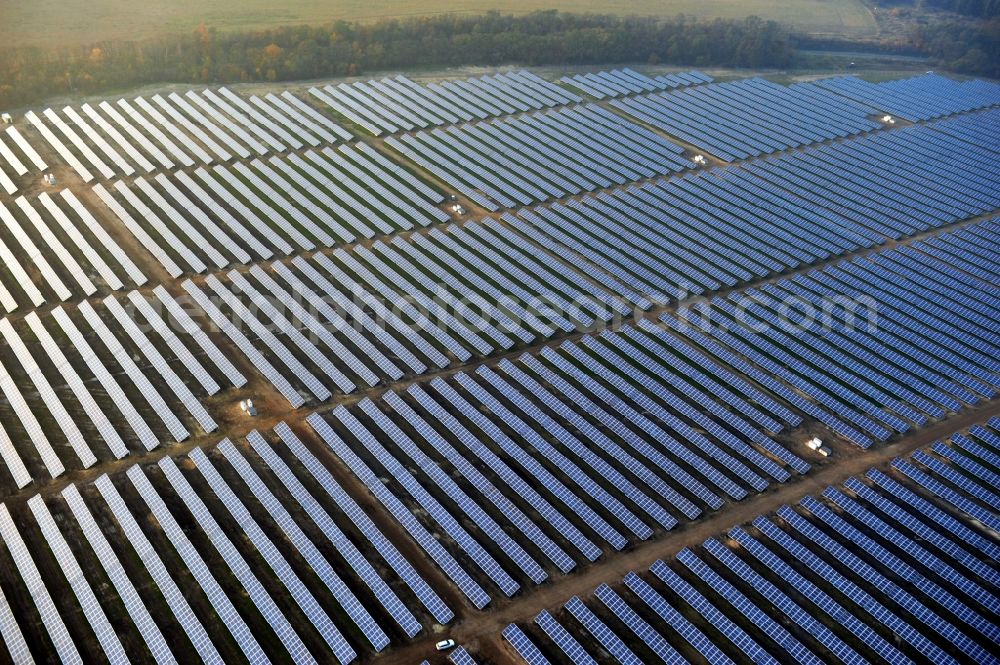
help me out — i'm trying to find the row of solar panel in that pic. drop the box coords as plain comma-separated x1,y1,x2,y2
0,424,461,662
175,217,638,405
928,106,1000,152
21,88,351,182
156,161,997,438
612,77,881,161
95,142,446,277
310,70,580,135
0,126,47,195
505,418,1000,665
386,103,690,210
912,216,1000,284
559,68,712,99
303,319,807,607
504,114,999,309
0,287,239,490
657,216,1000,449
816,72,1000,122
0,192,145,310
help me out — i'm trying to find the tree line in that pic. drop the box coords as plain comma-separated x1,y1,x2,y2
0,12,793,109
912,18,1000,76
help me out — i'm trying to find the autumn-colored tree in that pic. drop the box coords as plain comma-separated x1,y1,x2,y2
194,23,211,46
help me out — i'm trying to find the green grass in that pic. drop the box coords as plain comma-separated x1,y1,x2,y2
0,0,878,49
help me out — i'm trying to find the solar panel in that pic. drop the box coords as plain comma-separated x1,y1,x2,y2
0,250,20,312
113,179,207,273
253,158,353,242
202,89,285,152
868,467,1000,560
333,404,519,597
625,572,731,665
182,279,302,406
448,646,478,665
269,423,452,624
359,397,543,586
250,266,378,388
281,153,381,236
5,126,46,170
219,87,302,148
269,261,402,379
61,484,174,664
157,172,253,262
215,272,334,400
118,98,193,166
278,91,353,140
184,92,261,156
454,371,653,541
182,448,339,661
779,503,989,661
593,584,684,664
0,201,71,301
211,436,394,648
194,166,296,253
0,318,96,468
382,390,574,574
833,480,999,596
249,94,319,145
534,610,594,665
56,306,159,452
127,291,218,395
307,412,490,609
0,165,15,195
0,503,81,664
496,358,699,520
0,344,64,479
147,94,229,161
126,465,269,664
23,312,127,460
222,435,418,642
431,376,627,550
701,538,859,664
77,300,188,443
650,558,776,665
314,251,449,368
134,176,229,268
28,496,128,664
0,419,30,489
502,624,550,665
753,515,952,664
406,383,600,562
284,256,424,374
61,105,133,175
164,92,250,159
565,596,642,665
0,546,32,662
94,474,222,663
27,109,94,181
78,102,154,172
38,192,127,290
92,183,182,278
97,100,173,168
102,295,216,433
13,196,94,295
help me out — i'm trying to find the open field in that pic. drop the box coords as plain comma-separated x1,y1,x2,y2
0,0,878,49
